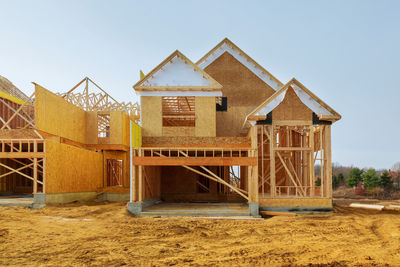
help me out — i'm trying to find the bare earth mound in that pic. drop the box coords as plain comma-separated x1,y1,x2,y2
0,202,399,266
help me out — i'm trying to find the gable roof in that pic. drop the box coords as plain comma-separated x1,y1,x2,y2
196,38,283,91
246,78,341,122
133,50,222,92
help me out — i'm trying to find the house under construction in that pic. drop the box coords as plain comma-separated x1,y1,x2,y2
0,38,340,216
0,76,140,206
128,38,341,216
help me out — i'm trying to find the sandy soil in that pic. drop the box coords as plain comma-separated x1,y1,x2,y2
1,202,400,266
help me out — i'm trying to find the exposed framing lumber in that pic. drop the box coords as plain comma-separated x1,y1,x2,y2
58,77,140,119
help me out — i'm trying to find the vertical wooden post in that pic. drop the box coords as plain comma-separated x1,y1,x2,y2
325,125,332,198
33,140,37,194
138,150,143,202
42,141,46,193
270,125,275,197
261,126,264,196
132,165,137,201
129,120,133,202
309,126,315,197
247,126,258,203
320,126,324,197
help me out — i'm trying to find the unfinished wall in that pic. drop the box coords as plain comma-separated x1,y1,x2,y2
35,85,86,143
141,96,162,137
159,166,243,202
85,111,98,144
272,87,313,121
204,52,276,136
163,127,195,137
195,97,216,137
143,166,161,200
45,140,103,194
103,150,129,187
0,159,33,193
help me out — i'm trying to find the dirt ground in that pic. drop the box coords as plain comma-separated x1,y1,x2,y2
1,202,400,266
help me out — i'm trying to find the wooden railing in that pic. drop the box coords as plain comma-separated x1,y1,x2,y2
133,147,256,158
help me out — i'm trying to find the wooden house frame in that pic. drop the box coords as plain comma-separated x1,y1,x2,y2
0,77,140,205
128,39,341,216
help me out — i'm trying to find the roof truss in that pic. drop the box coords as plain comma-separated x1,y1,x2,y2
57,77,140,120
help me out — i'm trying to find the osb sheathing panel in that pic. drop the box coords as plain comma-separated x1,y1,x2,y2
216,106,249,137
122,112,130,146
195,97,216,137
204,52,275,136
45,140,103,193
272,87,313,121
85,111,98,144
204,52,276,106
143,166,161,200
104,151,129,187
35,85,86,143
141,96,162,137
110,111,123,144
163,127,195,137
259,198,332,207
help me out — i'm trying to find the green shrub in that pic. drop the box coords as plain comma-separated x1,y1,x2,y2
346,168,363,187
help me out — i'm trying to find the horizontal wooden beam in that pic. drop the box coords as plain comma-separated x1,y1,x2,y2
273,147,311,151
85,144,129,151
141,143,251,148
132,157,257,166
0,152,45,158
273,120,312,126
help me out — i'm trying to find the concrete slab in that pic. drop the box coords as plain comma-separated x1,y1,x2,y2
140,202,251,217
0,196,34,207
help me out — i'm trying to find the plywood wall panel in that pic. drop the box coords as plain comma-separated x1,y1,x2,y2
110,111,123,144
195,97,216,137
45,140,103,193
85,111,98,144
35,85,86,143
204,52,276,137
273,87,313,121
216,106,248,137
163,127,195,137
141,96,162,137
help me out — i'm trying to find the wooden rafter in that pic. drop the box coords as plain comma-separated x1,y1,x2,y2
57,77,140,120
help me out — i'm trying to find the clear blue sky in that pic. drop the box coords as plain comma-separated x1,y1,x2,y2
0,0,399,169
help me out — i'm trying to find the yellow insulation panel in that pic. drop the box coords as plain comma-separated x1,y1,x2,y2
0,91,25,105
130,121,142,148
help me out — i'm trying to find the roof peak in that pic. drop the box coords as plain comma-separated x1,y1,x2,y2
196,38,283,91
133,50,222,92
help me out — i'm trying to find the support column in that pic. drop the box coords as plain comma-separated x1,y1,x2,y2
33,140,37,194
270,125,276,197
309,126,315,197
324,125,332,198
248,126,259,216
138,165,143,202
